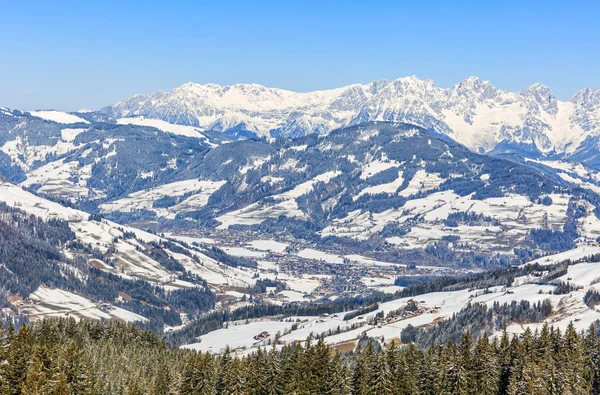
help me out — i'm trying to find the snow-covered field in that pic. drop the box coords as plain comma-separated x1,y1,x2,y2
357,171,404,198
248,239,288,253
222,247,267,258
20,286,146,322
28,110,90,124
1,136,82,173
216,171,340,228
21,159,93,200
322,190,579,252
360,159,401,180
183,320,296,354
100,179,227,218
523,245,600,267
297,248,344,264
116,117,214,146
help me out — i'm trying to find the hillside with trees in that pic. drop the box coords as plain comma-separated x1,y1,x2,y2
2,317,600,394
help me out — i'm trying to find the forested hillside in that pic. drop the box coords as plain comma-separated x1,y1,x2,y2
0,188,218,331
6,108,600,262
2,317,600,394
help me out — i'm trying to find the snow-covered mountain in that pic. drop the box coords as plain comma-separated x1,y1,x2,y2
102,77,600,161
25,119,600,260
6,105,600,262
102,81,388,140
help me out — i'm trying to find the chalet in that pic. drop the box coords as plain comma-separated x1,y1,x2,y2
253,331,269,341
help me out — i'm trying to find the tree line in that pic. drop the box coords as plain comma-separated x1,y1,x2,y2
4,317,600,394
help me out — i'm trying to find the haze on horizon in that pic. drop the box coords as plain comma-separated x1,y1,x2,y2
0,0,598,111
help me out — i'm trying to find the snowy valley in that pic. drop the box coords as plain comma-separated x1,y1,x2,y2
2,86,600,355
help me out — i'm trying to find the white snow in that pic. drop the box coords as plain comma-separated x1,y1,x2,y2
523,245,600,267
344,254,405,268
278,275,322,294
248,240,289,253
322,190,578,252
279,290,306,302
180,244,600,355
106,77,600,157
29,110,90,124
100,179,226,218
278,171,341,199
399,170,444,197
357,171,404,198
297,248,344,264
2,137,80,172
165,234,215,245
60,128,87,142
222,247,267,258
117,117,207,139
183,320,295,354
556,261,600,287
23,286,145,322
217,171,340,228
21,159,92,200
289,145,308,152
360,159,400,180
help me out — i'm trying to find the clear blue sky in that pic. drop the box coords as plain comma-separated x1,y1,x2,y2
1,1,599,111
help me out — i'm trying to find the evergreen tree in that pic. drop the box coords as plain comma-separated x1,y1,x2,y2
584,324,600,395
2,316,600,395
352,342,379,395
474,335,499,395
563,322,590,394
246,346,268,395
403,342,422,394
311,338,332,394
420,343,440,395
326,353,350,395
283,344,303,395
539,324,560,394
1,324,33,395
442,340,459,394
56,342,94,394
21,355,51,395
152,361,173,395
498,327,513,394
372,353,394,395
225,358,246,395
180,353,216,395
266,346,284,395
215,347,232,395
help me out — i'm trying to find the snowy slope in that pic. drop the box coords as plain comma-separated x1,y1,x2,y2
0,180,260,308
28,110,90,124
22,286,146,323
322,191,581,251
100,179,227,219
0,180,245,286
116,116,212,144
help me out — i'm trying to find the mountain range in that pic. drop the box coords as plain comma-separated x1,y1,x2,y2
2,107,600,262
101,76,600,165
